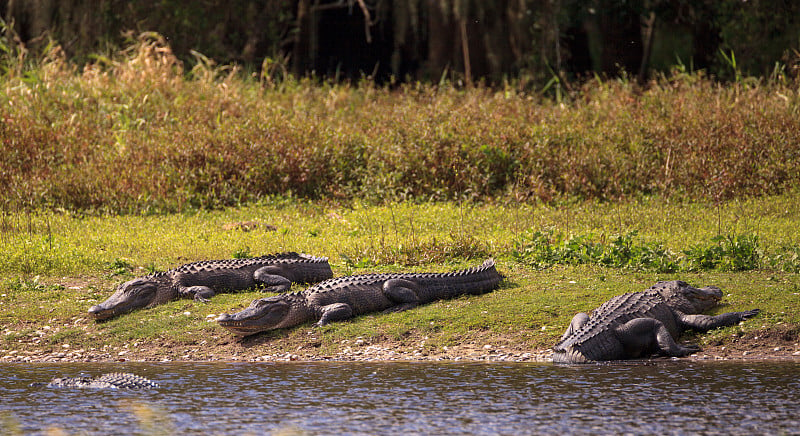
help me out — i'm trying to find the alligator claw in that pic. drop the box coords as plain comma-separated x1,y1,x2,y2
740,309,760,319
679,345,702,356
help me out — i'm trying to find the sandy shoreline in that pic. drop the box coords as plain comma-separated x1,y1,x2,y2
3,340,799,364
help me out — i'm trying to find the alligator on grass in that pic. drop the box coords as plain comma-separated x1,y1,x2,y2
552,280,760,363
89,252,333,320
217,259,502,336
32,373,159,389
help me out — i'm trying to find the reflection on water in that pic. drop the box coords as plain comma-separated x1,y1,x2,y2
1,360,799,435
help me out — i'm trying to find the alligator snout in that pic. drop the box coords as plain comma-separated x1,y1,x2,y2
215,313,234,323
88,304,113,320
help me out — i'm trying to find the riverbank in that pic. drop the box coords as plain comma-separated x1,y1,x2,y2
2,199,800,366
2,322,798,364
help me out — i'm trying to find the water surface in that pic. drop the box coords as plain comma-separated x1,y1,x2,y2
1,360,798,435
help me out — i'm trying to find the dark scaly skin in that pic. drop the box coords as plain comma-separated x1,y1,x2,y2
552,280,760,363
88,252,333,320
34,373,159,389
217,259,503,336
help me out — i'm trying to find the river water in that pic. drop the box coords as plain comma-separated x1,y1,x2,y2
1,360,798,435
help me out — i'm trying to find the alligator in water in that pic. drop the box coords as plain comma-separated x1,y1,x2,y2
552,280,760,363
89,252,333,320
217,259,502,336
33,372,159,389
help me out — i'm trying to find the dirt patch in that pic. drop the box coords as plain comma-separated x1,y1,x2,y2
690,326,800,361
3,326,799,363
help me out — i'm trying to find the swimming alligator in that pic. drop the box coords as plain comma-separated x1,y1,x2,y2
552,280,760,363
216,259,502,336
33,373,159,389
89,252,333,320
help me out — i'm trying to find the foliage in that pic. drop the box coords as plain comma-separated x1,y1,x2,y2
107,258,134,276
512,230,767,273
682,234,760,272
1,36,799,214
763,245,800,274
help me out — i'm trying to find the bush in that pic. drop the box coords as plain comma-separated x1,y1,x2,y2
513,231,761,273
2,36,800,213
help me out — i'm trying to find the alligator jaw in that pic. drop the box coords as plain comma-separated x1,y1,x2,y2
88,303,118,320
88,297,143,321
87,278,159,321
686,286,723,311
216,311,270,336
216,299,291,337
215,317,269,336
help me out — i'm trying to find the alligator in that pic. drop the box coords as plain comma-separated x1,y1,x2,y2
216,259,502,336
89,252,333,320
33,372,159,389
552,280,760,363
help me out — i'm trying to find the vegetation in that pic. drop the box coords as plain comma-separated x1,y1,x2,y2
0,198,798,360
2,35,799,214
0,35,798,361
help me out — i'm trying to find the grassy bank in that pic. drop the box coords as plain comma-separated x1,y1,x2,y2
1,198,798,361
2,35,800,213
1,35,798,361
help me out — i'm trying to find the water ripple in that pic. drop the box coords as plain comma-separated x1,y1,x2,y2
0,361,798,435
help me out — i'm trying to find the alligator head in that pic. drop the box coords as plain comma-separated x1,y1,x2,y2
653,280,723,314
216,295,293,336
88,277,162,320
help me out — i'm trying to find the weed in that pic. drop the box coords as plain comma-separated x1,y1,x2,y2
599,232,680,273
107,258,134,276
3,276,64,293
683,235,760,272
513,230,761,273
231,247,251,259
764,245,800,273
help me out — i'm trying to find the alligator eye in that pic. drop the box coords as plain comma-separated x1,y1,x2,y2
252,299,270,308
252,296,280,308
132,283,156,297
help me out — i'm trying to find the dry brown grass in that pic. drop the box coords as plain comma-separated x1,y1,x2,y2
1,34,799,213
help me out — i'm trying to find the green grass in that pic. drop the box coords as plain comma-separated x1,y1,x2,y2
0,197,798,359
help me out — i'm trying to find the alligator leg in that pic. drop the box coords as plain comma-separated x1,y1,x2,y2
615,318,700,358
179,286,217,302
678,309,760,332
253,266,293,292
382,279,422,312
315,303,354,326
560,312,590,341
